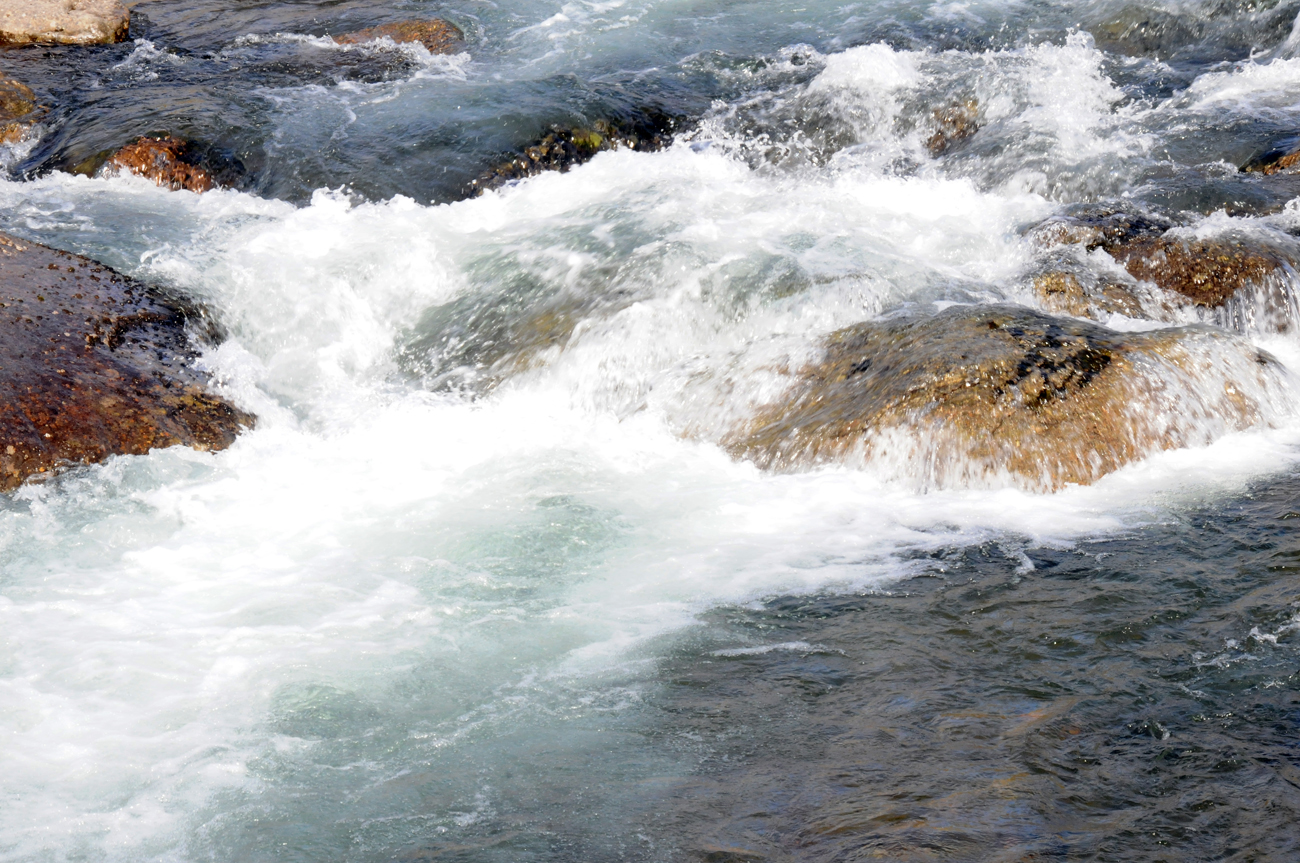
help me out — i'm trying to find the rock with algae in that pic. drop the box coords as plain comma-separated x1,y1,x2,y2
724,304,1286,490
926,98,979,156
0,231,254,491
0,0,129,45
1242,142,1300,176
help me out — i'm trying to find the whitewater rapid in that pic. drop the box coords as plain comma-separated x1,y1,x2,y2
6,4,1300,859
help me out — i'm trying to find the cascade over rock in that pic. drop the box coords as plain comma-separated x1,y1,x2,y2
334,19,464,54
99,136,218,193
1028,208,1299,327
724,305,1285,490
469,114,676,194
0,232,253,491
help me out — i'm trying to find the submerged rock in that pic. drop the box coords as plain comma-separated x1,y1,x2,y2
98,136,217,193
0,0,129,45
334,19,464,54
1242,143,1300,176
724,305,1283,490
0,74,43,144
0,232,253,491
925,98,979,156
469,114,676,194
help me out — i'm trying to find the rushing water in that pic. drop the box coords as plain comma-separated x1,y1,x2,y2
6,0,1300,860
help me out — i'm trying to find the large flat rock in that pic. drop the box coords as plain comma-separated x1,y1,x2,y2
0,232,253,490
0,0,129,46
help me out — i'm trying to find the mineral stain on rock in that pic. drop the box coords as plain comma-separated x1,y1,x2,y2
725,305,1280,490
0,232,253,491
333,19,465,54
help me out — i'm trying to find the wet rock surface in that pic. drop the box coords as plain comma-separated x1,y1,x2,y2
0,0,129,45
469,114,677,194
725,305,1281,489
0,74,42,143
333,19,464,54
0,231,253,491
925,98,979,156
1031,271,1144,320
1242,141,1300,175
97,135,218,193
1112,236,1288,308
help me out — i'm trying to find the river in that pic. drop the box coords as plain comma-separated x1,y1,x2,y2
3,1,1300,860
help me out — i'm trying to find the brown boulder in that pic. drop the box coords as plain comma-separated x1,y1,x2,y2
0,232,253,491
100,136,216,193
334,19,464,54
724,305,1283,490
0,0,129,45
0,74,42,144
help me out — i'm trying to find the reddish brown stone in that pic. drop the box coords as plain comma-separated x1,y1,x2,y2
0,232,253,491
1110,237,1281,308
334,19,464,54
1028,210,1289,310
102,136,216,193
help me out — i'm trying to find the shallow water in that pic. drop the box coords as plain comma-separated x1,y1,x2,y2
5,0,1300,860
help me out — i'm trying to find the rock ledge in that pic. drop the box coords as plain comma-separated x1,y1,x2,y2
0,232,253,490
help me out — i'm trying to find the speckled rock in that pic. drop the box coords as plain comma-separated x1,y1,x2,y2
1031,271,1143,320
334,19,464,54
0,0,129,45
724,305,1283,490
1242,142,1300,175
0,232,253,491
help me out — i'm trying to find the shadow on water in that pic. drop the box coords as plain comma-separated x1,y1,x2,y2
619,473,1300,862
